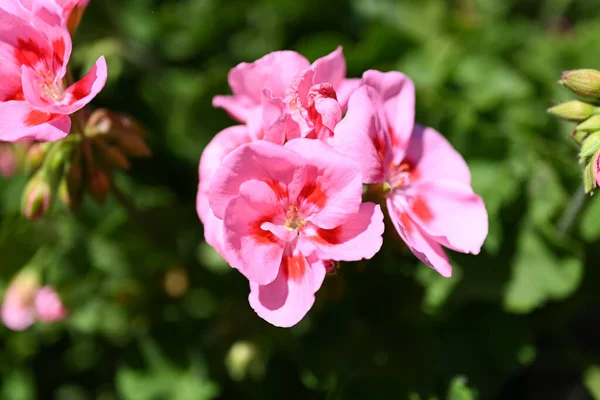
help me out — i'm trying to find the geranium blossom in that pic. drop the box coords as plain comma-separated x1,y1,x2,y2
213,47,359,139
0,2,106,142
334,71,488,277
208,139,384,326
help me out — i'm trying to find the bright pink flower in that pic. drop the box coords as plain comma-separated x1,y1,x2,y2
334,71,488,277
0,3,107,142
208,139,384,326
1,270,39,331
35,286,67,322
213,47,358,139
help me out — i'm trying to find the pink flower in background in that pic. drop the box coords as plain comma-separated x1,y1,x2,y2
0,3,106,142
1,270,66,331
208,139,384,326
35,286,67,322
0,144,18,177
334,71,488,277
213,47,359,140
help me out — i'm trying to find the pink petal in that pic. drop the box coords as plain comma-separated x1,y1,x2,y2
311,46,346,89
197,191,228,259
406,181,488,255
208,141,306,220
222,180,286,285
336,78,361,110
284,138,363,229
387,197,452,277
228,50,310,102
245,89,288,143
0,100,70,141
212,94,255,123
362,70,415,162
1,286,35,331
34,286,67,322
332,85,389,183
310,84,342,136
198,125,252,198
406,124,472,186
306,202,384,261
22,56,107,115
248,252,326,327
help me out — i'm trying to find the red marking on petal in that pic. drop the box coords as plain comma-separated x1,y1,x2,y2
399,212,413,233
14,38,48,68
265,180,289,202
3,88,25,102
68,82,89,104
298,182,327,209
52,38,65,68
412,196,434,223
25,110,57,126
324,259,337,274
282,255,306,281
249,215,279,245
314,226,342,245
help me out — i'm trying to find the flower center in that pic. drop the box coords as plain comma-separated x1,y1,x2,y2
284,205,305,232
387,161,413,190
39,71,64,101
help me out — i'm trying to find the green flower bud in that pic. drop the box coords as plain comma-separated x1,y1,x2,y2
571,129,589,144
548,100,596,122
559,69,600,98
580,131,600,164
584,154,598,194
576,114,600,132
21,173,53,221
24,144,47,174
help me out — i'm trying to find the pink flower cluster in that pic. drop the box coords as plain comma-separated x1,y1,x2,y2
1,272,67,331
0,0,106,142
199,47,488,327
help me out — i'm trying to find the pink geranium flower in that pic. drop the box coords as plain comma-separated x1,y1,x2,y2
208,139,384,326
0,2,107,142
334,71,488,277
1,270,67,331
213,47,359,139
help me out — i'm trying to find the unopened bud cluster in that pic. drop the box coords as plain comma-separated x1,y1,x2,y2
21,110,151,220
549,69,600,194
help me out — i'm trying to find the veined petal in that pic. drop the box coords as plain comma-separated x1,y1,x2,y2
284,138,363,228
387,197,452,277
332,85,390,184
0,100,69,141
406,124,472,186
222,180,286,285
407,180,488,255
307,202,384,261
311,46,345,89
248,252,326,327
209,141,306,219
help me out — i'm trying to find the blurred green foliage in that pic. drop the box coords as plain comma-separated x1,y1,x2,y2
3,0,600,398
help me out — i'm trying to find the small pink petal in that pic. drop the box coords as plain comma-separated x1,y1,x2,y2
332,85,389,183
336,78,361,110
212,94,255,123
284,138,363,229
222,180,286,285
208,141,306,220
228,51,310,102
307,202,384,261
407,181,488,255
248,252,326,327
311,46,346,89
406,125,472,186
387,198,452,277
1,286,36,331
35,286,67,322
0,100,70,142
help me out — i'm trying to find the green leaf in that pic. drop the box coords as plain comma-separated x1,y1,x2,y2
504,228,583,313
584,365,600,400
528,160,567,225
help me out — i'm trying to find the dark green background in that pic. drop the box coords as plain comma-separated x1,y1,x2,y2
2,0,600,398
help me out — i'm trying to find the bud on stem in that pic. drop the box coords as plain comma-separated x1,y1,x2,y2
21,172,52,221
560,69,600,98
548,100,597,122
